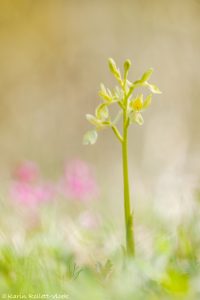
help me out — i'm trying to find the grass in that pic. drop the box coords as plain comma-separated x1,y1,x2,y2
0,191,200,299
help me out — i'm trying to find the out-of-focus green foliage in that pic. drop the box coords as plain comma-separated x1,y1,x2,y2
0,193,200,299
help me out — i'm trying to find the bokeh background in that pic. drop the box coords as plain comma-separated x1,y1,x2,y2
0,0,199,224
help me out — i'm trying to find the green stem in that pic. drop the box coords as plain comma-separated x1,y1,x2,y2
112,125,123,143
122,96,135,257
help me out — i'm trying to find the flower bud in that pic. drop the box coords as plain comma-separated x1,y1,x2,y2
124,59,131,73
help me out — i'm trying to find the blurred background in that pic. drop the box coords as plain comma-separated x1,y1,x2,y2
0,0,199,224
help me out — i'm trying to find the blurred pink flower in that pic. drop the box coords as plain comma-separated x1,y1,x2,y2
10,182,37,206
60,160,98,201
34,183,55,203
10,161,55,206
10,182,55,206
13,161,39,183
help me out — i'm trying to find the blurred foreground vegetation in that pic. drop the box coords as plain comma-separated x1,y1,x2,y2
0,187,200,299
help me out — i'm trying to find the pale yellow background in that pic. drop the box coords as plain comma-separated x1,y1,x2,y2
0,1,199,215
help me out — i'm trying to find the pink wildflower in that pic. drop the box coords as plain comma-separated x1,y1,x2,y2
34,183,55,202
13,161,39,183
60,160,98,201
10,182,54,206
10,182,37,206
10,161,54,207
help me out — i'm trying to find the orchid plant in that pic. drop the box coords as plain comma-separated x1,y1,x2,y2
83,58,161,257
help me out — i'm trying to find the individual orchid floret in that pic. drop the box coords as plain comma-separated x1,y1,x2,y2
128,94,152,125
98,84,113,103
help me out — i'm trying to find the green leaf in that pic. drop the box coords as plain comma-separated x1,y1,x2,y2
95,103,109,120
141,68,154,82
96,259,113,279
129,111,144,125
143,94,152,109
161,269,189,295
83,130,98,145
